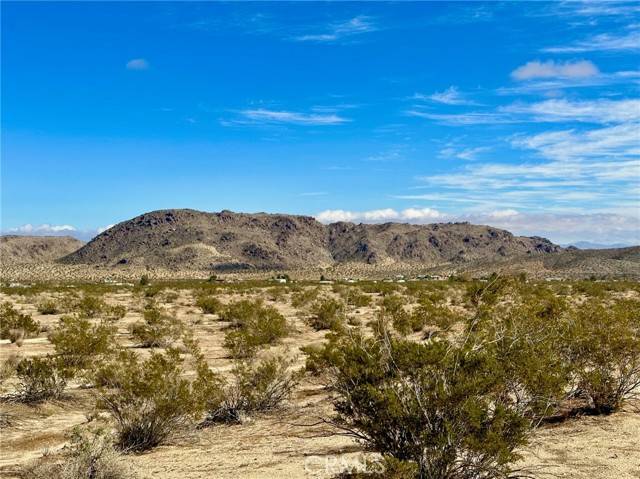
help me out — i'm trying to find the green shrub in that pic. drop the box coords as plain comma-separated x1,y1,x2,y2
104,304,127,321
206,354,300,423
139,275,149,286
0,302,40,343
567,299,640,414
308,298,345,331
129,306,182,348
0,354,19,388
195,295,223,314
221,300,289,358
37,299,60,315
304,330,531,478
291,288,320,308
76,295,107,318
96,347,220,451
16,355,68,402
48,316,117,372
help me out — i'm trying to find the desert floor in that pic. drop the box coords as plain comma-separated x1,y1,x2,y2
1,283,639,479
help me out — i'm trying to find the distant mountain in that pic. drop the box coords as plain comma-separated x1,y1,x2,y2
564,241,635,250
60,208,562,271
1,235,85,265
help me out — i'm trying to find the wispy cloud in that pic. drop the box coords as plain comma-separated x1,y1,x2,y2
293,15,377,42
511,60,599,81
439,146,491,161
544,30,640,53
498,69,640,95
412,86,477,105
126,58,149,71
410,98,640,125
299,192,328,197
225,108,350,126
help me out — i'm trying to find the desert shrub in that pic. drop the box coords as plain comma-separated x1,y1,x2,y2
0,302,40,343
48,316,117,372
410,301,462,334
139,275,149,286
20,429,136,479
104,304,127,321
0,354,19,388
221,300,289,358
15,355,67,402
76,295,107,318
195,295,223,314
267,286,287,302
342,289,372,308
129,305,182,348
304,330,531,479
465,274,512,308
566,299,640,414
37,299,60,315
96,346,220,452
468,301,573,422
206,354,300,423
291,287,320,308
308,298,346,331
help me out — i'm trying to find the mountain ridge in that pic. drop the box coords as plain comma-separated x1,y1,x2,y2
59,208,563,271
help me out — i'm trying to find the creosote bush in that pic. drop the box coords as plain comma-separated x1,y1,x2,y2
96,345,220,452
195,295,223,314
76,295,108,318
304,328,531,479
37,299,60,315
567,298,640,414
221,300,289,358
16,355,67,402
129,305,182,348
0,302,40,343
20,428,136,479
308,298,346,331
206,354,300,424
48,315,117,372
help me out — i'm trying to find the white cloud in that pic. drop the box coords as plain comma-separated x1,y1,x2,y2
410,98,640,125
511,60,599,81
316,208,443,224
126,58,149,70
501,98,640,123
236,109,349,126
439,146,491,161
294,15,376,42
544,31,640,53
97,224,115,234
315,208,639,244
8,224,77,234
414,86,476,105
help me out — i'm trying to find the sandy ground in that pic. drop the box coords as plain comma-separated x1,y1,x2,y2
1,286,639,478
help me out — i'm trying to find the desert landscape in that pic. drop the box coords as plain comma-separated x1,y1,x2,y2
1,216,639,478
3,1,639,478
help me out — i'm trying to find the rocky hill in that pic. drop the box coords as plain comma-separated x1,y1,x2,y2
60,209,562,271
1,235,85,265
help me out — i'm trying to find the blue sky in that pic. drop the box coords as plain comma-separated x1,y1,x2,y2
2,1,639,244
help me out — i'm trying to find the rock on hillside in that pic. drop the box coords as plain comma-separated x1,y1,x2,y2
1,235,84,265
60,209,562,271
